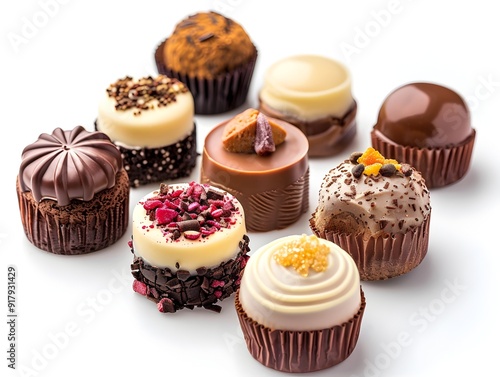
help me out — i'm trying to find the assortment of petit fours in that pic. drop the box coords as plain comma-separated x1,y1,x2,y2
15,7,476,374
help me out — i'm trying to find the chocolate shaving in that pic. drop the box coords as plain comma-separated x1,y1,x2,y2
199,33,214,42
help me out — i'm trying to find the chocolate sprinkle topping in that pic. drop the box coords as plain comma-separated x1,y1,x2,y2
107,75,188,113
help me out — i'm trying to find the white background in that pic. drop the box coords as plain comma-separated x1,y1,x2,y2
1,1,499,376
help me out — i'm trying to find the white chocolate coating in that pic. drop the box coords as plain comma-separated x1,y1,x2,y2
313,161,431,235
132,184,246,272
238,235,361,331
97,78,194,148
259,55,353,121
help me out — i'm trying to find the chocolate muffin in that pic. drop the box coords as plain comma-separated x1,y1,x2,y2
16,126,129,255
155,11,258,114
371,82,476,188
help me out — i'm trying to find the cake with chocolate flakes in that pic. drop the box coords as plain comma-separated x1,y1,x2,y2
371,82,476,188
310,147,431,280
235,234,365,373
96,75,197,187
16,126,129,255
130,181,250,313
200,108,309,232
155,11,257,114
259,54,357,157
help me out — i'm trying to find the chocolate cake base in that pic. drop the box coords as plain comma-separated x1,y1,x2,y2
96,121,198,188
259,100,357,157
16,169,130,255
130,235,250,313
155,39,258,115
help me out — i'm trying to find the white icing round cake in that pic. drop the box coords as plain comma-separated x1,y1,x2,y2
238,234,361,331
97,75,194,148
259,55,353,121
132,182,247,272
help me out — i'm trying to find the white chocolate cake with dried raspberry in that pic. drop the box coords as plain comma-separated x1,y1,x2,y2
130,181,250,313
96,75,197,187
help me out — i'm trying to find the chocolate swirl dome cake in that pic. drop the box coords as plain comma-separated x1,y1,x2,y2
96,75,197,187
371,82,476,188
201,108,309,232
130,181,250,313
16,126,129,255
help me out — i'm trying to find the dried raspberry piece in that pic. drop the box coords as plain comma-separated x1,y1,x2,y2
155,207,178,225
133,280,148,296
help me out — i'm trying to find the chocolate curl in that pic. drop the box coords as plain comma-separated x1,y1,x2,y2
254,113,275,156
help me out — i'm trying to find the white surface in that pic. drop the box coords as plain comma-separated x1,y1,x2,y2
1,1,498,376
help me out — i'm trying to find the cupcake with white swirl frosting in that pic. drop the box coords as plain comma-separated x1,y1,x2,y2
235,234,365,373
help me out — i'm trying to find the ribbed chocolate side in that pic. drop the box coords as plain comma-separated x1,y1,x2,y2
201,168,309,232
311,214,431,281
155,39,258,115
235,288,366,373
371,129,476,189
16,169,130,255
130,235,250,313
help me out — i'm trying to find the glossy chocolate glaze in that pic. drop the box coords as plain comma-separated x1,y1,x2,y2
259,100,357,157
19,126,122,206
373,82,472,148
201,119,309,232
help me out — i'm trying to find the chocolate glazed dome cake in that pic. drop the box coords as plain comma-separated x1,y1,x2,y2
16,126,129,255
371,82,476,188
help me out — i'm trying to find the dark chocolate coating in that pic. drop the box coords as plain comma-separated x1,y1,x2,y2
373,82,472,148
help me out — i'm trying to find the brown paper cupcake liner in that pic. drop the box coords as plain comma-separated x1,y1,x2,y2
310,215,431,281
155,39,258,114
371,129,476,188
16,170,129,255
235,288,366,373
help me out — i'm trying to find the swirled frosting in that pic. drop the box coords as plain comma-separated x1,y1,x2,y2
312,153,431,236
238,234,361,331
19,126,123,206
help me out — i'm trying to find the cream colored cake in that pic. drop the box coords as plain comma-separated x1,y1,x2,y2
238,234,361,331
96,75,198,187
259,55,353,121
132,183,246,272
97,75,194,148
